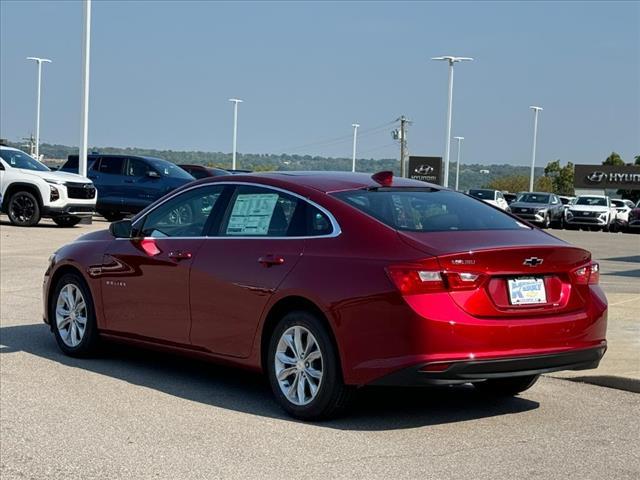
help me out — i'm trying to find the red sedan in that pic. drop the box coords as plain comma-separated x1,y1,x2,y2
43,171,607,419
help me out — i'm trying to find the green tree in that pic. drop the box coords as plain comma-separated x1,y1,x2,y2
544,159,574,195
634,155,640,166
603,152,624,166
487,175,552,193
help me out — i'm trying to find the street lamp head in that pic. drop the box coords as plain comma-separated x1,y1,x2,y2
453,136,464,141
432,56,474,64
529,105,543,112
26,57,52,64
352,123,360,128
228,98,243,104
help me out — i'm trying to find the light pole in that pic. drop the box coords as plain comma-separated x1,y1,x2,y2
529,106,543,192
229,98,243,170
79,0,92,178
351,123,359,172
432,56,473,188
453,136,464,191
26,57,52,160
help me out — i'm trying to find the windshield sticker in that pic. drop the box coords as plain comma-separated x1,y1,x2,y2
227,193,278,235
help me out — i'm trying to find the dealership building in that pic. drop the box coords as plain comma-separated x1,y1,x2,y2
573,164,640,197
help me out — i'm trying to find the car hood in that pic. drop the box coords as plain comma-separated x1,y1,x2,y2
510,202,550,209
17,168,92,184
568,204,609,212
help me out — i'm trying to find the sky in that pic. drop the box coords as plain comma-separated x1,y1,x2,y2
1,1,638,166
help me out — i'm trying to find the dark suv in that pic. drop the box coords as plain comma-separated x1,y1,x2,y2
61,154,194,221
509,192,564,228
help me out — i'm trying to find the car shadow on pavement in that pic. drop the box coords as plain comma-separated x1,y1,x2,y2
0,323,539,431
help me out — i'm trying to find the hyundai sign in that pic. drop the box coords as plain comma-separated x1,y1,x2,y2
574,164,640,190
408,156,443,185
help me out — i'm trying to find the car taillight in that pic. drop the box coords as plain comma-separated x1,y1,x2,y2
387,260,484,295
571,262,599,285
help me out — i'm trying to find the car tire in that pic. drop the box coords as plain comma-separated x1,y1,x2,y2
52,215,82,228
267,310,353,420
7,191,41,227
473,374,539,397
542,214,551,229
100,211,125,222
50,273,100,357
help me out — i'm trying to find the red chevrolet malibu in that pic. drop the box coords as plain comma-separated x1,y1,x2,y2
43,171,607,419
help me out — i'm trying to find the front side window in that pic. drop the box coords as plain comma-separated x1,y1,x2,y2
139,185,225,238
0,149,50,172
146,158,194,180
333,188,528,232
126,158,153,177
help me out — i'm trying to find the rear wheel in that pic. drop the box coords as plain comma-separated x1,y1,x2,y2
50,273,100,357
473,374,539,397
52,215,82,227
7,191,41,226
267,311,353,420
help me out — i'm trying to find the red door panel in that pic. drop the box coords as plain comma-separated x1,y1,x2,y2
189,239,304,357
101,237,204,343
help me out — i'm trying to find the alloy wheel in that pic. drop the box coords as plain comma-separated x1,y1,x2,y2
274,326,324,406
55,284,88,348
9,194,36,223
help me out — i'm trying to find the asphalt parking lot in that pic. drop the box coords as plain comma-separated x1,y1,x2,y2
1,218,639,479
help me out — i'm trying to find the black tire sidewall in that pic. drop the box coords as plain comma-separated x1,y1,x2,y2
8,191,41,226
267,311,344,419
50,273,99,357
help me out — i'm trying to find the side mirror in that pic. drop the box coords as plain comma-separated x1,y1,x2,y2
147,170,161,179
109,219,133,238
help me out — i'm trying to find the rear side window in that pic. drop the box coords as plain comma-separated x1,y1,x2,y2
98,157,125,175
333,189,527,232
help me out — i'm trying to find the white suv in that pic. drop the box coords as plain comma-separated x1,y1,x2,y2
0,146,97,227
564,194,615,231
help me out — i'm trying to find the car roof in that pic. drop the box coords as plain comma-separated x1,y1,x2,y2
203,171,440,194
577,194,607,198
0,146,21,151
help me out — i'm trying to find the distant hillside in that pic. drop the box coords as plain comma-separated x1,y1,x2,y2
7,141,544,192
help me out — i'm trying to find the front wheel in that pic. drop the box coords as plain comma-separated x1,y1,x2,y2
267,311,353,420
541,214,551,229
473,374,539,397
52,215,82,228
50,273,100,357
99,211,125,222
7,191,41,226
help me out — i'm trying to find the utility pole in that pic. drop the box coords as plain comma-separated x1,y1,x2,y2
79,0,92,178
529,106,543,192
351,123,359,172
395,116,411,177
26,57,52,160
453,136,464,191
229,98,243,170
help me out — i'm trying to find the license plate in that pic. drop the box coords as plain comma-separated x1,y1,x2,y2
508,277,547,305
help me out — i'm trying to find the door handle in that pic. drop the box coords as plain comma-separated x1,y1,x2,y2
258,255,285,267
168,250,193,260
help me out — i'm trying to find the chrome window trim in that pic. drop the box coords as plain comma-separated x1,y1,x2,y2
127,181,341,240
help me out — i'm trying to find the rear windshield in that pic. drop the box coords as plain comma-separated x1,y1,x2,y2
575,196,607,207
518,193,550,204
332,189,528,232
468,189,495,200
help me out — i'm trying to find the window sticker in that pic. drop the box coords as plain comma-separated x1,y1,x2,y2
226,193,279,235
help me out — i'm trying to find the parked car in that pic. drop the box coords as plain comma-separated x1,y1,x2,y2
503,192,518,205
611,199,635,224
178,164,232,179
627,200,640,233
559,195,576,206
0,146,96,227
564,195,615,231
467,189,510,210
44,171,607,420
509,192,564,228
61,154,194,221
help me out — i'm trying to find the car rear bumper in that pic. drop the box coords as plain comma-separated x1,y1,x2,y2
369,346,606,386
